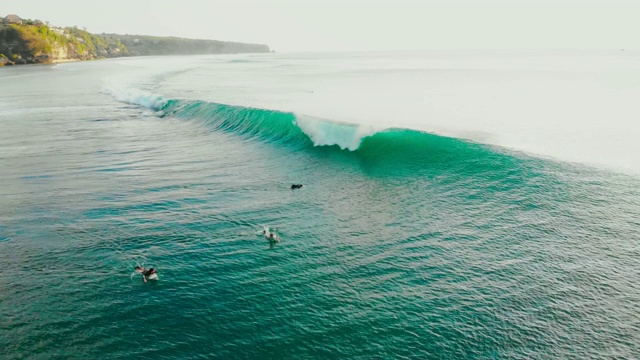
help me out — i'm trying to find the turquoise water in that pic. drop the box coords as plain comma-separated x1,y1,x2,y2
1,52,640,359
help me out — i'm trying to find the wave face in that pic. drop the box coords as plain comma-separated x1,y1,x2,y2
129,93,380,152
162,99,312,148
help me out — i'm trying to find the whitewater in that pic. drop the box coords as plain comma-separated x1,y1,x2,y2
106,50,640,174
1,51,639,359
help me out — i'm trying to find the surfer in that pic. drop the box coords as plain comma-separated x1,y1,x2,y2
266,232,280,249
135,266,158,282
264,231,279,242
291,184,303,190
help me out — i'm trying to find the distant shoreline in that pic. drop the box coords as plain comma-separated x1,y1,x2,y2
2,53,274,68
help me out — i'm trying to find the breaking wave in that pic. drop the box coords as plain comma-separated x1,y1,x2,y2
106,89,532,176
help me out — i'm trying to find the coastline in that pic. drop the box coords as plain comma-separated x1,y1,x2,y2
1,23,271,68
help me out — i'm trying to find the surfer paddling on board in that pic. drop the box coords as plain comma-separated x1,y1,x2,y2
261,226,280,248
135,266,158,282
265,231,280,249
264,229,280,243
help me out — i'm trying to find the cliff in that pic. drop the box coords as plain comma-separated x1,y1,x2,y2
0,24,127,64
0,21,271,66
100,34,270,57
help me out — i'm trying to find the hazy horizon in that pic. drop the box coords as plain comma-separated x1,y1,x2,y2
3,0,640,52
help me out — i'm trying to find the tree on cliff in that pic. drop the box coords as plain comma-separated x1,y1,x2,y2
0,25,51,58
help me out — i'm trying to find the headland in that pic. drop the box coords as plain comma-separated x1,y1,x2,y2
0,14,271,66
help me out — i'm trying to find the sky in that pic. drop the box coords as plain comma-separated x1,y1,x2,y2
3,0,639,52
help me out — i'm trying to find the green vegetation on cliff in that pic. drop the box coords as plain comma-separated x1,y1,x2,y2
99,34,270,57
0,18,271,66
0,23,127,64
65,27,129,58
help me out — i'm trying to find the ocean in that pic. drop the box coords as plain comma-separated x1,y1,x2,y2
1,51,639,359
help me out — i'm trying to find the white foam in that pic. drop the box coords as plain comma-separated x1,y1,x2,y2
295,115,383,150
102,78,168,110
212,52,640,174
100,51,640,174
